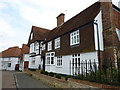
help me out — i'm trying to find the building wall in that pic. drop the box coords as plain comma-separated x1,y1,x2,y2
100,2,120,63
45,51,98,75
0,57,19,70
28,55,41,69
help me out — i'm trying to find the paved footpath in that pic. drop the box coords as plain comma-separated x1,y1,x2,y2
2,71,16,88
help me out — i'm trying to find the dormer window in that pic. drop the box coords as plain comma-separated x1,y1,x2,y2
31,33,33,40
70,30,80,46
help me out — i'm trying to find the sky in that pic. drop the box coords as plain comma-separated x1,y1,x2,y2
0,0,119,52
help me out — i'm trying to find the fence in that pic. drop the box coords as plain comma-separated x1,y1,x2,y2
70,58,120,86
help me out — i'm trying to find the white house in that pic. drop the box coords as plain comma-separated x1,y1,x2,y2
27,26,50,70
0,47,21,71
27,1,120,76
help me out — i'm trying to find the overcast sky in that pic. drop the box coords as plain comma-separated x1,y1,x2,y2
0,0,119,52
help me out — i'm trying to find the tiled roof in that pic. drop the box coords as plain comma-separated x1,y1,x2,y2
28,26,50,46
20,44,29,61
45,2,100,42
0,46,21,58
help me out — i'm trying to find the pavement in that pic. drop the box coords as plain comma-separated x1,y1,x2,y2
2,70,16,88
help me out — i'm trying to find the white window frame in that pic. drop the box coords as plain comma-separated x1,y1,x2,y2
42,44,45,50
70,30,80,46
46,52,55,65
31,57,35,66
56,56,62,67
55,37,60,49
30,43,34,53
31,33,33,40
48,41,52,51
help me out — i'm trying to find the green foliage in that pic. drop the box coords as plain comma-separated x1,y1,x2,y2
49,72,55,77
65,75,71,81
40,70,49,75
55,74,61,79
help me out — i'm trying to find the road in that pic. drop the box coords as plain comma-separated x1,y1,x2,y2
2,71,51,89
15,72,50,88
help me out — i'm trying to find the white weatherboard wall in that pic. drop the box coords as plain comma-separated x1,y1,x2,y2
45,51,98,75
29,55,41,69
1,57,19,71
55,55,71,75
71,51,98,75
94,10,104,51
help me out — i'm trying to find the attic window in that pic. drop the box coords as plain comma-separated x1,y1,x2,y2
31,33,33,40
116,28,120,41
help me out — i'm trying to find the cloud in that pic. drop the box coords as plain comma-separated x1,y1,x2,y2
0,0,119,52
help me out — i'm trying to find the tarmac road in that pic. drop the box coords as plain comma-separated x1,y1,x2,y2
2,71,51,89
15,72,51,88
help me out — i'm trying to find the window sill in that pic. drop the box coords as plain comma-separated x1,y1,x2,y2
70,44,79,47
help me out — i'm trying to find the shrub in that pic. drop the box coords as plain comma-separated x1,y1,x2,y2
44,71,49,75
65,75,71,81
55,74,61,79
49,72,55,77
40,70,45,74
40,70,49,75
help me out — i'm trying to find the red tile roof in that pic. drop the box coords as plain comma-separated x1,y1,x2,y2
0,46,21,58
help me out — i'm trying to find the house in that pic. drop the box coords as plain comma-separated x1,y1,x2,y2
0,46,21,71
28,1,120,75
27,26,50,70
19,44,30,71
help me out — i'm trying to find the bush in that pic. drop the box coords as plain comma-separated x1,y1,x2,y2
40,70,45,74
49,72,55,77
40,70,49,75
55,74,61,79
65,75,71,81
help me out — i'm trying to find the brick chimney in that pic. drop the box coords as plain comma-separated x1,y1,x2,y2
56,13,65,26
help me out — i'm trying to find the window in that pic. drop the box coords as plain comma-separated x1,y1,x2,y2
31,33,33,40
42,44,45,50
116,28,120,41
35,42,39,54
8,63,11,67
70,30,80,46
46,52,55,65
55,37,60,49
48,41,52,51
31,57,35,65
30,43,34,53
72,54,80,67
57,56,62,66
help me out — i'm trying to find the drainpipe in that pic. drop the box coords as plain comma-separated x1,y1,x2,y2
94,22,102,71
